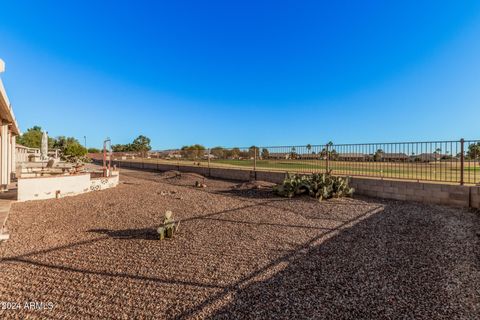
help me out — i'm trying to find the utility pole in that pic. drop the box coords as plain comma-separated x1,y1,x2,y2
84,136,87,150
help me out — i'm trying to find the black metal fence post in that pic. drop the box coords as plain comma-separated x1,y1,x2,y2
254,147,257,180
460,138,465,185
207,148,211,177
325,143,329,173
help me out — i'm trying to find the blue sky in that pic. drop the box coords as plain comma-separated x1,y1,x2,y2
1,1,480,149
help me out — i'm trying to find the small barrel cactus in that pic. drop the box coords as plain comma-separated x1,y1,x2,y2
157,210,180,240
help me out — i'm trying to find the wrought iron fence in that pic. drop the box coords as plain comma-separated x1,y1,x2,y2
108,139,480,185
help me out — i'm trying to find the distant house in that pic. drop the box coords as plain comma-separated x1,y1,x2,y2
112,152,137,160
202,154,216,159
380,153,409,162
156,150,182,159
410,153,442,162
296,153,319,160
337,153,370,161
267,153,290,160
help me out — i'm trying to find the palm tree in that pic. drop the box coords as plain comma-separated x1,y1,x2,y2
306,144,312,154
434,147,441,162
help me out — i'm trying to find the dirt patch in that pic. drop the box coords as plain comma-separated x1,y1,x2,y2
232,180,277,190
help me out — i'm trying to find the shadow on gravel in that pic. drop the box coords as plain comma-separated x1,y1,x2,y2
214,188,277,199
189,201,477,320
88,228,159,240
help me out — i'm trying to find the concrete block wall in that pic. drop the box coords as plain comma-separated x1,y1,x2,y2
255,171,286,184
178,165,209,176
349,177,474,208
471,187,480,208
209,167,252,181
112,160,480,209
157,164,180,172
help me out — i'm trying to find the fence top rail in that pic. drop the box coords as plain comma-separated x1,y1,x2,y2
164,139,478,151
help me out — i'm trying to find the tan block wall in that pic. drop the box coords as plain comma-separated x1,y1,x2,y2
350,177,472,208
178,165,210,176
255,171,286,184
471,187,480,208
209,167,252,181
157,164,180,172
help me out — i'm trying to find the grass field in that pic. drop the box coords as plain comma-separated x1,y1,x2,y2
116,157,480,184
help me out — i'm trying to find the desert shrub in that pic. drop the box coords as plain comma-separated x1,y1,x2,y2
273,171,354,201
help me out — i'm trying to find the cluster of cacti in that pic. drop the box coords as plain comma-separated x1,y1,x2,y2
157,210,180,240
273,171,354,201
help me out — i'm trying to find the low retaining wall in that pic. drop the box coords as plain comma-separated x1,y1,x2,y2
90,174,120,192
111,160,480,208
18,172,120,202
349,177,480,208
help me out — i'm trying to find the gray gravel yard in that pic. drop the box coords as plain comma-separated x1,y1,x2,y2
0,168,479,319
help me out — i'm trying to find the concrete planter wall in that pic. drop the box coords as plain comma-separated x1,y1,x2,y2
90,174,120,192
18,172,120,202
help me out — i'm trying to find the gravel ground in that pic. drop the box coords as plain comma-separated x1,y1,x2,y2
0,168,479,319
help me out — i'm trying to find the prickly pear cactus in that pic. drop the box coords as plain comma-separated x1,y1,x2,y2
274,172,354,201
157,210,180,240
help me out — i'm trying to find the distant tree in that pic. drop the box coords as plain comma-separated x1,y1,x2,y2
53,136,87,162
319,148,327,159
17,126,55,149
231,147,241,159
131,135,151,157
306,144,312,154
63,142,88,160
248,146,259,158
181,144,206,159
87,148,101,153
290,147,297,160
374,149,384,162
239,150,250,159
16,125,91,162
112,144,124,152
110,135,151,156
467,142,480,162
434,147,442,162
329,148,339,160
318,142,336,160
261,148,270,159
210,146,225,159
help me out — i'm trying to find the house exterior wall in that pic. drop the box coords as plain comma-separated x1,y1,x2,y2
0,60,20,191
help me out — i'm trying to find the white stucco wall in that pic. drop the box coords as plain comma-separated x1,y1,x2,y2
18,172,120,202
89,173,120,191
18,174,91,201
